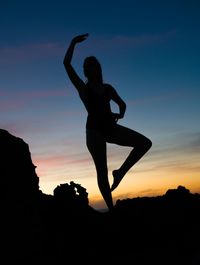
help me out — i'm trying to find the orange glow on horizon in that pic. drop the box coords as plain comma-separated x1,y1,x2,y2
38,163,200,210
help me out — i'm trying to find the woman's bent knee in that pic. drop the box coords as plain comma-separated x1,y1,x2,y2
145,138,152,150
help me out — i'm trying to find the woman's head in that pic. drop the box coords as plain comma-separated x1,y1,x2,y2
83,56,103,84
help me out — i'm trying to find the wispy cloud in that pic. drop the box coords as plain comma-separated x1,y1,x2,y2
127,92,180,106
0,30,177,65
0,88,69,111
23,90,69,98
34,150,91,168
175,131,200,154
0,122,26,135
127,87,195,108
0,88,69,98
90,30,177,52
0,100,23,111
139,130,200,175
0,42,64,65
103,30,177,47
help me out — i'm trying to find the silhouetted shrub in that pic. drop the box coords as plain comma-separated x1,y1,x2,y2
53,181,89,208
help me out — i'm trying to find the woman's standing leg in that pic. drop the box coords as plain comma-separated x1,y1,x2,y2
107,124,152,191
86,130,114,210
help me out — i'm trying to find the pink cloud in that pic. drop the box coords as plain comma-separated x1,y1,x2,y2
0,88,70,111
27,90,69,98
32,150,93,179
0,120,45,137
0,42,64,65
34,150,91,169
0,100,23,111
0,88,69,98
0,122,25,135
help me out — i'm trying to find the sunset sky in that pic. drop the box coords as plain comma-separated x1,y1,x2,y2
1,0,200,209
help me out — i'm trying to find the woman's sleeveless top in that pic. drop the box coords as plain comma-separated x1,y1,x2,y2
79,83,116,134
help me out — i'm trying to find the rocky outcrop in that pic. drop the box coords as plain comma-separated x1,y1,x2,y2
0,129,40,201
0,128,91,209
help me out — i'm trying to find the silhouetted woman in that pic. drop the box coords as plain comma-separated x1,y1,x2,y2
63,33,152,210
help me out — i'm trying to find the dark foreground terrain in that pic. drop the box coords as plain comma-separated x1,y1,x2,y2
1,129,200,265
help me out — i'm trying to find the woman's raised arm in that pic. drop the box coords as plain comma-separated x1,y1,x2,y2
63,34,89,92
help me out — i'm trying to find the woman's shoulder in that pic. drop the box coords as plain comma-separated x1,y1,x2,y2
103,83,115,90
103,83,117,95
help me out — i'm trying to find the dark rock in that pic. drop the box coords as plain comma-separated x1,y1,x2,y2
0,129,40,201
1,128,200,265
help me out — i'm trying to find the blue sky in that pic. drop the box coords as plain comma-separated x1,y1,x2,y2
0,0,200,209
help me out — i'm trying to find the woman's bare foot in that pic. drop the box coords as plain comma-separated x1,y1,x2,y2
111,170,124,192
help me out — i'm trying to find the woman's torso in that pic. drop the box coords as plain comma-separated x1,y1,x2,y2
79,83,115,133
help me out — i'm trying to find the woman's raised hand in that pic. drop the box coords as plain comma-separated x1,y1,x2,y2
72,33,89,44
